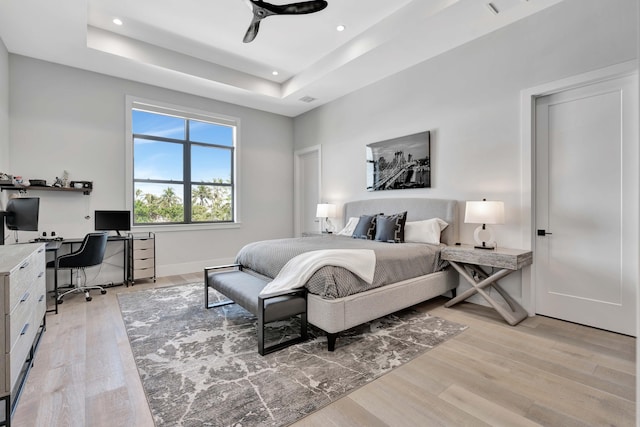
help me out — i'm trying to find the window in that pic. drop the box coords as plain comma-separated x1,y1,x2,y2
129,101,237,226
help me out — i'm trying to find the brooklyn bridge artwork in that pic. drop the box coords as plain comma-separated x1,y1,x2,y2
366,131,431,191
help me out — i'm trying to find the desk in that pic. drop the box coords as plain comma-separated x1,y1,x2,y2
442,245,533,326
45,236,131,314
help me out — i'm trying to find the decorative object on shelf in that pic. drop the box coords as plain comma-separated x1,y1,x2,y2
0,172,12,186
315,203,336,233
366,131,431,191
464,199,504,249
62,170,70,187
70,180,93,189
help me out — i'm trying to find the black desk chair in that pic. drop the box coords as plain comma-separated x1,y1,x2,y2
48,232,109,302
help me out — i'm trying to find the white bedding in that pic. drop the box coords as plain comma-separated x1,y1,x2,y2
259,249,376,297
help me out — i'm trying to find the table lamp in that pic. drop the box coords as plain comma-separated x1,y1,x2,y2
316,203,337,233
464,199,504,249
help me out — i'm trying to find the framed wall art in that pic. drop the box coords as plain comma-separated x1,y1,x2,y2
366,131,431,191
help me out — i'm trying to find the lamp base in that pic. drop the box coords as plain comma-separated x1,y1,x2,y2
474,244,495,250
473,225,496,250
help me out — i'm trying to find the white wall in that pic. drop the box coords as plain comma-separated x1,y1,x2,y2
8,56,294,275
0,38,8,184
292,0,638,304
0,37,8,242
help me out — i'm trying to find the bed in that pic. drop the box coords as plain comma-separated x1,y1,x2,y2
233,197,459,350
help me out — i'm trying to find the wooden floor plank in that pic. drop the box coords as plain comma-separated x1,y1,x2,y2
438,383,542,427
10,277,636,427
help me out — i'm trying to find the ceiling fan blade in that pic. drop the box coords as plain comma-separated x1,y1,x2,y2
242,0,327,42
271,1,328,15
251,0,328,16
243,18,261,43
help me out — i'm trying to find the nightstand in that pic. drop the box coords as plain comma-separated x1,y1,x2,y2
442,245,533,326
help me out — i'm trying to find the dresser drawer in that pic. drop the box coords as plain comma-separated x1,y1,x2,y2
8,293,45,392
133,238,154,251
7,248,45,314
0,353,5,395
133,248,154,260
134,257,155,270
133,267,155,280
7,279,46,353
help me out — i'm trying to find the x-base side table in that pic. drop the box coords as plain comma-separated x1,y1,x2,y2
442,245,533,326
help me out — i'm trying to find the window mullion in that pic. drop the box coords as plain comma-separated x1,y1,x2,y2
184,120,192,223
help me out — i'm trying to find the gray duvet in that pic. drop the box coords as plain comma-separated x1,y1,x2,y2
235,235,447,299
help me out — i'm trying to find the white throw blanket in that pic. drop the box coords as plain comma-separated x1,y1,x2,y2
259,249,376,297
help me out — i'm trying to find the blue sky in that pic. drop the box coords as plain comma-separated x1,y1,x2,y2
132,110,233,186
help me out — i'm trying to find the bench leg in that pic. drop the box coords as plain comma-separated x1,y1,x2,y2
204,277,236,309
258,297,309,356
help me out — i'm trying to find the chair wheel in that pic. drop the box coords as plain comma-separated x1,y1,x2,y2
86,296,92,302
101,290,107,295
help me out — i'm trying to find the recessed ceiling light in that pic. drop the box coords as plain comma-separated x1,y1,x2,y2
272,71,279,76
113,18,123,26
336,25,346,32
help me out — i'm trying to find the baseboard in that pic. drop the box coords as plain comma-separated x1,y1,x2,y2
157,257,235,278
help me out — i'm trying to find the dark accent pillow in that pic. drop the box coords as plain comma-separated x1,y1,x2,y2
352,214,378,240
375,211,407,243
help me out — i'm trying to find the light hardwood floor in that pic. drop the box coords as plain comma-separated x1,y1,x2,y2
12,274,636,426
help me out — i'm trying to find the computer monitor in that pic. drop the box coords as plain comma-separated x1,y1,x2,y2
6,197,40,231
1,197,40,245
94,210,131,236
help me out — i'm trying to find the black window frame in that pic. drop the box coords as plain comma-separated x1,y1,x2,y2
130,104,237,226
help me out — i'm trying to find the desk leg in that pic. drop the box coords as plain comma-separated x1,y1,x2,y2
444,261,528,326
45,248,59,315
53,264,58,314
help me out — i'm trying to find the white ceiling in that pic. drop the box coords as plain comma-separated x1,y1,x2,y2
0,0,563,117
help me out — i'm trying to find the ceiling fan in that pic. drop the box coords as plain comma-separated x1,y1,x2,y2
242,0,329,43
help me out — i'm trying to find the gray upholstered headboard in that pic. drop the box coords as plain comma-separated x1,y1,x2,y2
343,198,458,245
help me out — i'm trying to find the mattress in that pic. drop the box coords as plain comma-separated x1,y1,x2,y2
235,235,447,299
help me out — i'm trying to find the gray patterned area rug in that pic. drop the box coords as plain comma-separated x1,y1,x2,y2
118,283,467,427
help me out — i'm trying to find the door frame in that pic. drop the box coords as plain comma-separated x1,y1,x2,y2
293,144,322,237
519,60,638,316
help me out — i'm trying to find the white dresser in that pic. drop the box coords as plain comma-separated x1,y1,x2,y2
129,233,156,284
0,243,47,425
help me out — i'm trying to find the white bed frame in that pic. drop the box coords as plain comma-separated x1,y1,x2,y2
306,197,459,350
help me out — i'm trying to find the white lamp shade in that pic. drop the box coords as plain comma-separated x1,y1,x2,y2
464,200,505,225
316,203,337,218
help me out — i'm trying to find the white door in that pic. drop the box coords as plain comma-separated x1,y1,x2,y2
535,74,638,336
294,146,321,236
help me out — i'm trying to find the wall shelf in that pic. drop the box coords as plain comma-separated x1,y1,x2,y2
0,185,92,195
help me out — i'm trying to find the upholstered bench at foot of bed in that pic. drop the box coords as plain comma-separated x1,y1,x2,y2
204,264,308,356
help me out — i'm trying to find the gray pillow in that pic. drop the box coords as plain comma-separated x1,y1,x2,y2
375,211,407,243
352,214,378,240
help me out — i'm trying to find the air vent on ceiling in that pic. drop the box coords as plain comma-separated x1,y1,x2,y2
299,96,317,103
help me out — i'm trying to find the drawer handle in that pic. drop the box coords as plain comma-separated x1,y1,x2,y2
38,272,44,278
20,292,30,303
20,261,29,269
20,323,30,336
38,294,45,303
38,248,44,254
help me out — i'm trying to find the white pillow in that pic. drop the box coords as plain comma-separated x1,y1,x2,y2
336,217,360,236
404,218,449,244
